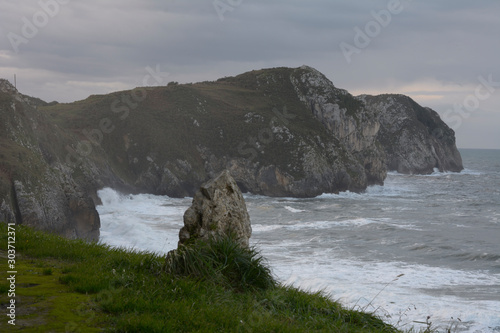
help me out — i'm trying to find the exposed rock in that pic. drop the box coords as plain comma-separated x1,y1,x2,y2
361,94,463,174
178,170,252,248
12,174,100,241
67,194,100,241
291,66,387,186
0,198,15,223
0,79,101,241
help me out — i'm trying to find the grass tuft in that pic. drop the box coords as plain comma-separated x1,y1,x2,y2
165,235,276,292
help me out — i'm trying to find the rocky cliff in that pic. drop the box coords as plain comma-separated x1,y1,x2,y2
361,94,463,174
290,66,387,184
0,66,463,240
0,79,100,240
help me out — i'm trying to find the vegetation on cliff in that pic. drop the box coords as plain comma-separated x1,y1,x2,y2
1,224,401,332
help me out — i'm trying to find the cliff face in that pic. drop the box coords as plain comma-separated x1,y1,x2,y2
0,79,100,241
290,66,387,185
0,67,463,240
361,94,463,174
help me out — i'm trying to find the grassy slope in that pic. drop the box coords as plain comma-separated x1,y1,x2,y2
39,67,350,188
0,224,400,332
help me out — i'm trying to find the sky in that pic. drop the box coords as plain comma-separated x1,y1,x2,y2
1,0,499,149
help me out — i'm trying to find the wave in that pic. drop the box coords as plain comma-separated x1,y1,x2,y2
267,254,500,333
317,191,366,200
387,168,482,177
252,218,385,233
316,184,416,200
284,206,306,213
97,188,189,254
97,187,127,206
448,252,500,263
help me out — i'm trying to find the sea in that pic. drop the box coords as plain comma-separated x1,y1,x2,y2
97,149,500,333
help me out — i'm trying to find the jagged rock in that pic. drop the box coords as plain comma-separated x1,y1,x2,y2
361,94,463,174
0,79,101,241
12,177,100,241
67,194,100,241
291,66,387,186
178,170,252,248
0,198,15,222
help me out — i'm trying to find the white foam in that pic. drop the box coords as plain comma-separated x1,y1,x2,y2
97,188,189,254
317,182,416,200
251,224,284,233
264,254,500,333
460,168,482,176
317,191,366,200
387,169,482,177
284,206,306,213
251,218,378,233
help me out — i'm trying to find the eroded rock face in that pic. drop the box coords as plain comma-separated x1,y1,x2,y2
361,94,463,174
12,177,100,242
291,66,387,186
179,170,252,248
0,79,101,241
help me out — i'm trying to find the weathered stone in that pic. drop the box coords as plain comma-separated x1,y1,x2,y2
291,66,387,186
0,79,102,241
178,170,252,248
361,94,463,174
68,195,100,241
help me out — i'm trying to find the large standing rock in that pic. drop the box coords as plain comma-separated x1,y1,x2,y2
178,170,252,248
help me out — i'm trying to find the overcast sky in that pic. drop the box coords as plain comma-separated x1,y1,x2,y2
1,0,499,149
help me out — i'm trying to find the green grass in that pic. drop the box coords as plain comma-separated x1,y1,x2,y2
166,235,276,292
1,223,402,332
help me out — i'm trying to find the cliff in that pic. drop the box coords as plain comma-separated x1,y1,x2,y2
0,66,463,239
361,94,463,174
0,79,100,240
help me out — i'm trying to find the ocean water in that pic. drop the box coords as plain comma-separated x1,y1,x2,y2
97,149,500,332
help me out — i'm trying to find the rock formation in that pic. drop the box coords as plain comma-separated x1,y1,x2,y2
0,79,101,241
178,170,251,248
291,66,387,185
361,94,463,173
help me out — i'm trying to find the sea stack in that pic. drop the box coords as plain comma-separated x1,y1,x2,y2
178,170,252,248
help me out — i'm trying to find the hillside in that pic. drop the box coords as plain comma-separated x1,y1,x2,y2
0,66,462,239
0,224,401,332
41,66,382,198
